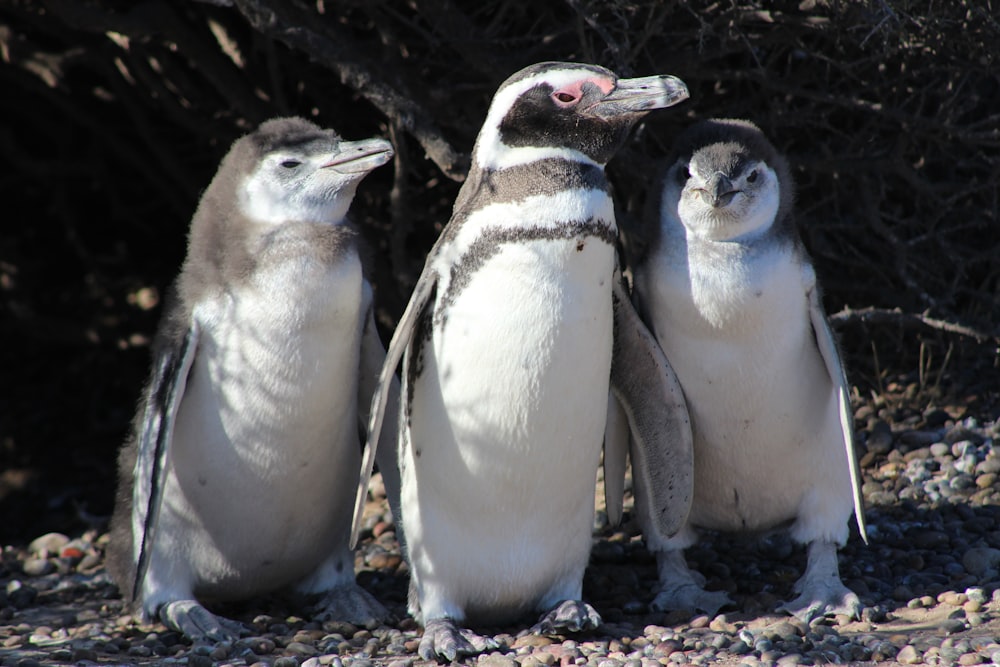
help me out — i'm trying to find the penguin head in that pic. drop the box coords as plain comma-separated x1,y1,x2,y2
473,62,688,170
664,119,794,242
226,117,393,226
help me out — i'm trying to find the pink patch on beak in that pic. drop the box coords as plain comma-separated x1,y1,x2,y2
551,76,615,108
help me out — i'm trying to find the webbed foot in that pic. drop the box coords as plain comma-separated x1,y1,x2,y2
529,599,602,636
158,599,247,643
777,540,861,623
650,549,733,616
312,582,390,627
418,618,499,662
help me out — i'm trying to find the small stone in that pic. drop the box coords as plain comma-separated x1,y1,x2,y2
535,651,556,665
285,641,319,657
940,591,968,606
513,635,554,649
689,614,710,629
27,533,70,556
942,618,968,634
866,421,893,454
915,531,950,549
897,645,922,664
959,653,983,665
478,656,517,667
964,548,1000,576
976,472,997,488
72,648,98,662
273,658,301,667
709,614,736,633
188,656,214,667
729,640,751,655
20,558,53,577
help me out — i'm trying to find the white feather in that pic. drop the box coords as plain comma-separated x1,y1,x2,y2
141,252,365,606
403,188,617,623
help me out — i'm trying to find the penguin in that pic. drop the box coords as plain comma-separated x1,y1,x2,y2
106,117,401,642
628,118,867,622
358,62,693,661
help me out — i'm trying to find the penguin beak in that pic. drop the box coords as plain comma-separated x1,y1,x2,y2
321,138,394,174
589,74,689,118
703,173,738,208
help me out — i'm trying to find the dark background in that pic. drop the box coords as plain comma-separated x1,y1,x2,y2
1,0,997,544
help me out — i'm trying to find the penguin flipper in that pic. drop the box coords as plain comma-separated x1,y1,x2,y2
609,272,693,542
351,265,439,549
132,320,199,604
603,392,629,527
807,286,868,544
356,285,402,527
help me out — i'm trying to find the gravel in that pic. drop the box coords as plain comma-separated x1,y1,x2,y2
1,400,999,667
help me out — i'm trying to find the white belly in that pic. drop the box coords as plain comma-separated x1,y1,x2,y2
639,245,852,536
158,254,364,597
404,236,613,622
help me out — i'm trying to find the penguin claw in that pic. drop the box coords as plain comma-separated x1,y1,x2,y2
530,600,602,636
312,583,390,627
777,585,861,623
418,618,498,662
158,599,247,643
776,540,860,623
651,550,732,616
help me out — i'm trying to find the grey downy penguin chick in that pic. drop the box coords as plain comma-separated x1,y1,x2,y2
629,118,867,622
106,117,401,642
359,62,693,662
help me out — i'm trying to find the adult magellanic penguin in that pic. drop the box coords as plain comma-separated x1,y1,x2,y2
106,117,401,642
629,118,867,622
358,62,693,661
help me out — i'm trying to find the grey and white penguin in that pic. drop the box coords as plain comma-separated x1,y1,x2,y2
106,117,401,642
629,118,867,622
359,62,693,661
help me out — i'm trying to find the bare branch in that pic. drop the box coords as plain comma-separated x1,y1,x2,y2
231,0,469,181
830,307,996,343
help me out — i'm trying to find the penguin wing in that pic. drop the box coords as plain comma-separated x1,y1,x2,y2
609,271,693,541
356,284,402,528
807,286,868,543
131,319,199,602
603,392,629,527
350,264,439,549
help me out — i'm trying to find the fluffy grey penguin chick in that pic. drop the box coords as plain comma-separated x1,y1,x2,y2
360,62,693,662
629,118,867,622
106,117,401,642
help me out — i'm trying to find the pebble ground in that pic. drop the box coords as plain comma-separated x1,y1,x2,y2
2,387,999,667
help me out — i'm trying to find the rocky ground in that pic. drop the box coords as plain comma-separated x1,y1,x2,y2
2,385,1000,667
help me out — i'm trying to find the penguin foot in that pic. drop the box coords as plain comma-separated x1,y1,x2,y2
649,585,732,617
777,585,861,624
776,539,860,623
312,583,390,628
158,599,247,643
418,618,499,662
529,600,602,636
650,549,732,616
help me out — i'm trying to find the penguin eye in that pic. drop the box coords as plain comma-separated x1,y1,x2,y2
551,91,580,107
280,159,302,169
676,165,691,185
746,169,758,183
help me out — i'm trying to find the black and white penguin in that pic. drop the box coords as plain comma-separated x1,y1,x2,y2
106,117,401,641
629,118,867,621
360,62,693,661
